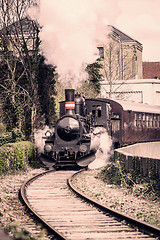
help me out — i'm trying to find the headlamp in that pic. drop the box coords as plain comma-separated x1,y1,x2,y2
45,130,52,137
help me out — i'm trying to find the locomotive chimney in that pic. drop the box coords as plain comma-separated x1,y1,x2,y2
65,89,75,115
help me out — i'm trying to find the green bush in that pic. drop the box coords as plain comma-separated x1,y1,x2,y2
0,141,37,175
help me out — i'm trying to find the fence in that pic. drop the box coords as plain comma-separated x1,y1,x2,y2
114,142,160,179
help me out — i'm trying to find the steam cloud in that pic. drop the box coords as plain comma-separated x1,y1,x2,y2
30,0,119,88
34,126,54,154
89,127,112,169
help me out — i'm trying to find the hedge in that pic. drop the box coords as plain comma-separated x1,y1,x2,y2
0,141,37,175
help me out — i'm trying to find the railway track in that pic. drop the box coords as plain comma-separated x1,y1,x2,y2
20,168,160,240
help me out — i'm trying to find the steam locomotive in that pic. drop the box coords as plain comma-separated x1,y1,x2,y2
42,88,160,168
43,89,94,167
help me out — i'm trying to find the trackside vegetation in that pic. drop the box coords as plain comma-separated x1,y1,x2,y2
0,141,37,175
99,162,160,200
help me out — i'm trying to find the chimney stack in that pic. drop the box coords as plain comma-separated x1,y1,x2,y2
65,89,75,115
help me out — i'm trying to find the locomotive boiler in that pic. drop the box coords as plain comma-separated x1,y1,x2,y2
43,89,92,167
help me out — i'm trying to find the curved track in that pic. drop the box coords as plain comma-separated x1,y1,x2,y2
20,169,160,240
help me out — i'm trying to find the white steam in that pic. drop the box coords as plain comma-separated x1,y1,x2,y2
34,126,53,154
89,127,112,169
29,0,119,87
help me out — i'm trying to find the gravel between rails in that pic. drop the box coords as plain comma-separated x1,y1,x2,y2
71,169,160,229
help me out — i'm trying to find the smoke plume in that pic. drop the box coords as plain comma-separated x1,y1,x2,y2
89,127,112,169
29,0,119,87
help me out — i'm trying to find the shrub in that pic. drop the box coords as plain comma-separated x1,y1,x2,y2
0,141,37,175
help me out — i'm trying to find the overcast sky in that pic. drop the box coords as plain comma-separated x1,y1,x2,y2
114,0,160,62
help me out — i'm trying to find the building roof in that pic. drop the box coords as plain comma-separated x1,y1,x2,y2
110,25,142,47
0,17,38,36
143,62,160,79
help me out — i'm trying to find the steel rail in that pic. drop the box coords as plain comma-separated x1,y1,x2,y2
20,169,68,240
68,169,160,239
20,167,160,240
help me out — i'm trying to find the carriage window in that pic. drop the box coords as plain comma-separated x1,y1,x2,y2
112,120,120,132
134,113,138,127
97,106,102,117
92,105,102,118
142,113,146,127
106,103,111,118
92,105,96,116
112,113,120,119
146,114,149,127
154,115,158,128
150,114,154,127
138,113,142,127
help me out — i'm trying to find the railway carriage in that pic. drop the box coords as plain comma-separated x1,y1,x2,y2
85,98,160,147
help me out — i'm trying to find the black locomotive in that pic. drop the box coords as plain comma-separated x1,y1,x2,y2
43,88,160,168
43,89,94,167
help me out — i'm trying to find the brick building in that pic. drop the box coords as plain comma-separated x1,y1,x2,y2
98,26,143,81
143,62,160,79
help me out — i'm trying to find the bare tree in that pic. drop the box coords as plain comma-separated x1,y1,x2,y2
100,38,138,99
0,0,41,139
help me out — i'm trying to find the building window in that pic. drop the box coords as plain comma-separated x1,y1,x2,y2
97,47,104,59
132,46,138,79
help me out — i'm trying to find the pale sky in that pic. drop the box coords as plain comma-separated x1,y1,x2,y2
114,0,160,62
